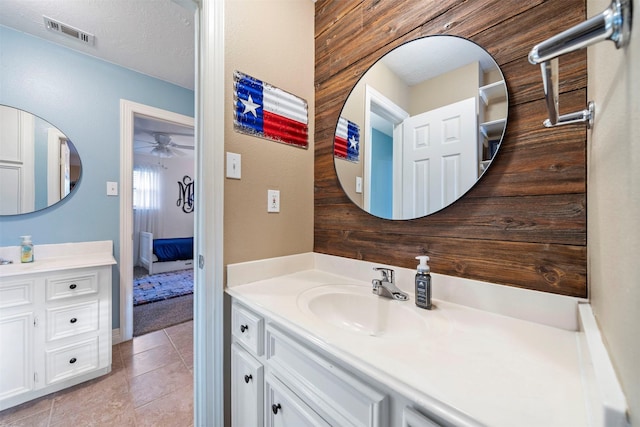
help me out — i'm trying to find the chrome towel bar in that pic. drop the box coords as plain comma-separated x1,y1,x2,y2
528,0,632,128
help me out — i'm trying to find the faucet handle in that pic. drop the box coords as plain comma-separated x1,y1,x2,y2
373,267,394,283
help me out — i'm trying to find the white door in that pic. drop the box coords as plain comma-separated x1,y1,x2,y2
0,312,34,401
401,97,477,217
231,344,264,427
0,106,34,215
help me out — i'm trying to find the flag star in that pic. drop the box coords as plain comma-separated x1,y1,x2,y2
241,94,260,117
348,135,358,150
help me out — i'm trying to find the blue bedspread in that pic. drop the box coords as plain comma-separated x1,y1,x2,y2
153,237,194,262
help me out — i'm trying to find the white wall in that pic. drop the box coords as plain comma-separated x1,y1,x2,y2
587,0,640,423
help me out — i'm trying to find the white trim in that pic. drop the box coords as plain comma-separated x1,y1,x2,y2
364,85,408,219
119,100,194,343
194,1,225,425
46,128,65,205
112,328,122,345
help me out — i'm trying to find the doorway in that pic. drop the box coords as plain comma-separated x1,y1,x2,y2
119,100,195,342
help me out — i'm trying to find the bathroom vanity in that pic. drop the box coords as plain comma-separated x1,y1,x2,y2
226,253,628,427
0,241,115,411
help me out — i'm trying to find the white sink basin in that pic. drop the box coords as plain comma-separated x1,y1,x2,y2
297,284,438,338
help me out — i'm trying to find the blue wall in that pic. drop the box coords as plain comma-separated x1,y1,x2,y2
0,26,195,328
370,129,393,219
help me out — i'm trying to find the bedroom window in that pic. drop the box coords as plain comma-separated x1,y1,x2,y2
133,166,161,210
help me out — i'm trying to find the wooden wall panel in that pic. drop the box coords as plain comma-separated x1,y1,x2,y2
314,0,588,298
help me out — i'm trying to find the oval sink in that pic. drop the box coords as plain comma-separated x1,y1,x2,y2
297,284,431,338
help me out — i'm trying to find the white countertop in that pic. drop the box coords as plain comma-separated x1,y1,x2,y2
226,253,629,427
0,240,116,277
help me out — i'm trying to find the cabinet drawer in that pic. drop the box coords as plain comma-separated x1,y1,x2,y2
45,337,99,384
231,343,264,427
232,303,264,355
46,300,99,341
0,279,34,309
265,372,331,427
266,325,387,427
46,272,98,301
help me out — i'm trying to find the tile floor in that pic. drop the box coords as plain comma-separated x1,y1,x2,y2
0,321,194,427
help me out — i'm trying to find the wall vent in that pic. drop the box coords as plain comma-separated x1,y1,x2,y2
43,16,95,46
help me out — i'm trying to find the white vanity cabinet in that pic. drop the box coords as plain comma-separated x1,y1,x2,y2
230,301,389,427
0,241,114,411
0,277,36,403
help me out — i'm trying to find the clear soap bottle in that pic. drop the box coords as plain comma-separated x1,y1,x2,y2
415,256,431,309
20,235,34,263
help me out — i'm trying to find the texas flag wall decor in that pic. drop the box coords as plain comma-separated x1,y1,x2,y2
234,71,309,149
334,116,360,162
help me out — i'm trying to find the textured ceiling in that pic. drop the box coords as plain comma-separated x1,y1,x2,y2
0,0,195,90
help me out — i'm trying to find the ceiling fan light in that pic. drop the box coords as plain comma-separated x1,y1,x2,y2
151,146,173,158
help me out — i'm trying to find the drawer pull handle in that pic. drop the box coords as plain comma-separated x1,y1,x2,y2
271,403,281,415
70,318,78,324
244,374,252,383
69,357,77,364
69,283,77,290
240,324,248,333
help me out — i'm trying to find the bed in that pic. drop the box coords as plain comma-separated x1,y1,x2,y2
139,231,194,275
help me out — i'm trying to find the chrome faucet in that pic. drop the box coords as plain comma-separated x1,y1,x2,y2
0,258,13,265
372,267,408,301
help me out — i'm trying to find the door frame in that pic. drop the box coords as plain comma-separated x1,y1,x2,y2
119,99,195,342
364,85,408,219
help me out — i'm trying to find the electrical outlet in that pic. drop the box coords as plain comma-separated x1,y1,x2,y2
268,189,280,213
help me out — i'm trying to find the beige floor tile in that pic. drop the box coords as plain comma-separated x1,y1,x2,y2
119,329,171,359
128,360,192,408
179,348,194,369
134,383,193,427
165,320,193,339
0,395,53,426
49,400,136,427
48,370,132,423
0,408,50,427
123,343,183,378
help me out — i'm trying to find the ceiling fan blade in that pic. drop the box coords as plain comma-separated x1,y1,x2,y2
173,144,194,150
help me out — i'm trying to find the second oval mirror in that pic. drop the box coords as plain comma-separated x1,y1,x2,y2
334,35,508,220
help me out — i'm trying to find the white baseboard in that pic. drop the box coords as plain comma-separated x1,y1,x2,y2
112,328,122,344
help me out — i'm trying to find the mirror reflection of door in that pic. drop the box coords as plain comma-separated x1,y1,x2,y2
401,97,477,218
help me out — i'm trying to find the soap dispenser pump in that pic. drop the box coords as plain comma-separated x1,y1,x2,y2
415,256,432,309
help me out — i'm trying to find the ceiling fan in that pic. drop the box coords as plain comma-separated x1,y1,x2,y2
134,132,194,158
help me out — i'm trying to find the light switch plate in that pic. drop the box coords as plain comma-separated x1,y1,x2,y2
107,181,118,196
356,176,363,193
226,152,241,179
268,189,280,213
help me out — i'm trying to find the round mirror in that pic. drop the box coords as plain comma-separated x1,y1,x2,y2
334,36,508,220
0,105,82,215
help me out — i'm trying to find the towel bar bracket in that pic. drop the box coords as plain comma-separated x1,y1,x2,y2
529,0,632,128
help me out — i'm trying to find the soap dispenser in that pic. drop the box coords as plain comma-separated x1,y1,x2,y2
20,235,34,263
415,256,431,310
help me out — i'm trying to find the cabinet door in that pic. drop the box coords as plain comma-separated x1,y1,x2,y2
231,343,264,427
0,312,34,400
265,373,331,427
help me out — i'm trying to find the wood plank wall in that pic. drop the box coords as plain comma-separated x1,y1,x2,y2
314,0,588,298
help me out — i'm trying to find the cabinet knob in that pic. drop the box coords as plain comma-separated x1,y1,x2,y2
244,374,252,383
271,403,281,415
69,357,77,364
240,324,248,333
70,318,78,324
69,283,77,290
